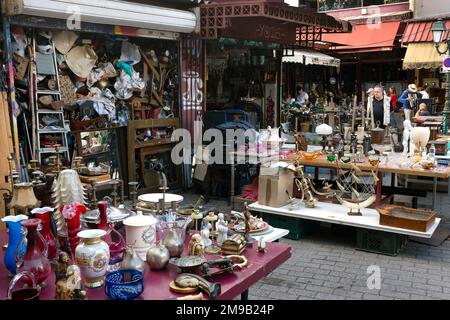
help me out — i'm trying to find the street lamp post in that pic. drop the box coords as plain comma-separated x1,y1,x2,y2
431,19,450,133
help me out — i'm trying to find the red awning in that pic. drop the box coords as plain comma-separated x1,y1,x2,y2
322,21,400,53
402,20,450,44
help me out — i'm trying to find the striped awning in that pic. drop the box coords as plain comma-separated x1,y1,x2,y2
402,42,442,70
282,50,340,68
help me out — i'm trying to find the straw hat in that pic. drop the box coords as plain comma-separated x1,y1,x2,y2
65,45,97,78
53,31,79,54
408,84,417,93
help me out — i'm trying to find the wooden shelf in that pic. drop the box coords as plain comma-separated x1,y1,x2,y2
71,125,125,134
135,137,173,149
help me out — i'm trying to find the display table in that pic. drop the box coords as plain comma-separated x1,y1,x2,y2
290,153,450,212
0,232,291,300
251,227,290,243
249,201,441,256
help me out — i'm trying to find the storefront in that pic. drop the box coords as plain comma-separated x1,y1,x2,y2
1,0,196,198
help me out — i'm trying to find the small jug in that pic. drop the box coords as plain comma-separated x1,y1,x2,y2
6,271,41,300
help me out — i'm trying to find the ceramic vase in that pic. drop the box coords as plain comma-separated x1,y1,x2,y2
31,207,57,260
75,229,110,288
1,215,29,276
123,212,157,260
17,219,51,286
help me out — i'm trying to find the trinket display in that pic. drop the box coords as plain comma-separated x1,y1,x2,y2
75,229,110,288
17,218,52,286
105,269,144,300
188,233,205,256
55,252,87,300
230,210,268,234
173,273,221,299
146,241,170,270
123,211,157,260
120,245,146,273
1,214,28,276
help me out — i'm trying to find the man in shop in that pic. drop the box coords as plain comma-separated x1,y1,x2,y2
398,84,421,121
366,84,391,129
295,85,309,107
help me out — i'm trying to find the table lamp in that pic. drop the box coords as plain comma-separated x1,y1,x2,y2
315,123,333,152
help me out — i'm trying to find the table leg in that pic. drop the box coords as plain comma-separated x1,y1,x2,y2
375,172,382,207
241,289,249,300
390,173,396,204
432,177,437,211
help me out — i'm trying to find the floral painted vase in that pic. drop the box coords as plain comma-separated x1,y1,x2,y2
75,229,110,288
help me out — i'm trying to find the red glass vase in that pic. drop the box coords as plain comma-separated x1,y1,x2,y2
32,208,57,260
17,219,51,286
61,203,87,258
96,201,126,269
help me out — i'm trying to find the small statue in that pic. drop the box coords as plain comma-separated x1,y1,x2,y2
201,222,212,247
188,233,205,256
402,120,413,156
216,213,228,247
55,252,87,300
243,203,253,247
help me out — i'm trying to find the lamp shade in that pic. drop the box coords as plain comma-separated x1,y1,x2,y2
432,19,446,45
315,124,333,136
8,182,41,211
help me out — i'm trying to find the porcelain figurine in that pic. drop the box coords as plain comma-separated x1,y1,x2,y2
216,213,228,247
201,222,212,247
188,234,204,256
402,120,413,156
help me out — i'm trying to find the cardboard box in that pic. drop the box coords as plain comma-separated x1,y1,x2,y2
258,166,294,207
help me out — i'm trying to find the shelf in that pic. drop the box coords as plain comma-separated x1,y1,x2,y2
135,137,173,149
37,109,64,114
39,147,69,153
38,129,66,134
70,125,125,133
37,90,60,95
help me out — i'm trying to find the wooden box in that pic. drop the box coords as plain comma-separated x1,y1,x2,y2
377,205,435,232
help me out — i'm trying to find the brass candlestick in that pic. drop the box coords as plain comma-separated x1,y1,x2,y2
204,212,220,254
111,179,120,207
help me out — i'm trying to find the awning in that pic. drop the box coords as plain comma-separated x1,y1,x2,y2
402,42,442,70
12,0,196,34
402,20,450,44
282,50,340,68
322,21,400,53
199,1,350,48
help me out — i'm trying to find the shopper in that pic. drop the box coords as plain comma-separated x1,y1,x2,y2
419,85,430,99
366,85,391,129
415,103,430,117
398,84,420,121
388,87,399,127
296,85,309,107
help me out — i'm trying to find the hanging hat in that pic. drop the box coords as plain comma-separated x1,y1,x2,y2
408,84,417,93
65,45,97,78
53,31,79,54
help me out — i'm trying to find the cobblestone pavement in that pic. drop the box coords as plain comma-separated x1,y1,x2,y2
180,189,450,300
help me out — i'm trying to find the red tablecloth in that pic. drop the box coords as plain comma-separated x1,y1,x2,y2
0,231,291,300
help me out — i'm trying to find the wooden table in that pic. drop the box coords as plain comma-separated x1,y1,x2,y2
0,232,291,300
291,153,450,213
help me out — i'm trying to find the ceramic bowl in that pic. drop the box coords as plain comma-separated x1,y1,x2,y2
104,269,144,300
299,151,322,161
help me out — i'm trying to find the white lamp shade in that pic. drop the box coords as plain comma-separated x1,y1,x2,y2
315,124,333,135
431,19,446,45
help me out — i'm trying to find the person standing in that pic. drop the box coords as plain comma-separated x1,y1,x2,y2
388,87,399,128
296,85,309,107
419,85,429,99
366,85,391,129
398,84,420,121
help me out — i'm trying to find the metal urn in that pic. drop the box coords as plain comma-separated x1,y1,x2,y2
162,228,184,258
120,246,146,273
146,242,170,270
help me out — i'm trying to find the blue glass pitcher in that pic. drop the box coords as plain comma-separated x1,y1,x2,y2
2,215,29,276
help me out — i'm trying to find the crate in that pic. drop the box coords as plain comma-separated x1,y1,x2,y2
356,228,408,256
259,213,320,240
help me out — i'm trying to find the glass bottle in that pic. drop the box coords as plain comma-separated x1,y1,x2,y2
16,218,51,286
